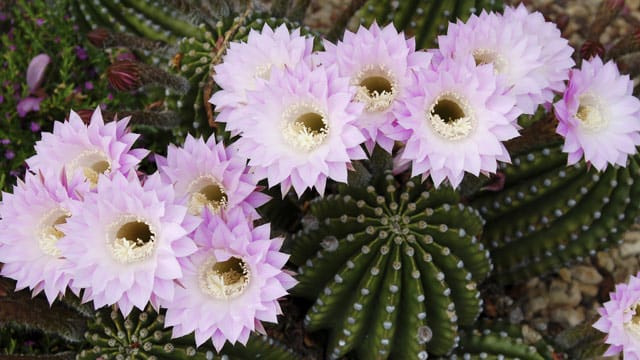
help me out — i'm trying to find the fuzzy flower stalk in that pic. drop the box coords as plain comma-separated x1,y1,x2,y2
57,172,198,316
594,272,640,359
554,56,640,170
314,22,432,153
163,207,296,351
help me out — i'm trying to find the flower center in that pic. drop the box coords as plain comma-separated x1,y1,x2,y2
281,102,329,152
69,150,111,187
186,176,228,216
353,65,398,112
37,208,70,257
107,216,156,264
576,94,607,131
625,304,640,340
428,92,475,140
198,256,250,299
473,48,507,74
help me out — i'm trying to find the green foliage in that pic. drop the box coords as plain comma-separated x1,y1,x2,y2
354,0,504,49
472,144,640,284
0,0,145,192
291,159,490,358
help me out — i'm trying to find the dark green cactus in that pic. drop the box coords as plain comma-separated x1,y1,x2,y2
78,305,298,360
443,323,554,360
472,144,640,284
291,168,490,359
354,0,504,49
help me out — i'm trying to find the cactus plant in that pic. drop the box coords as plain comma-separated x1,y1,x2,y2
78,305,298,360
354,0,504,49
291,155,490,359
443,323,555,360
472,143,640,284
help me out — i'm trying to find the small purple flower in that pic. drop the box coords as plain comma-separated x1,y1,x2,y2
30,121,40,132
594,272,640,358
84,81,93,91
4,150,14,160
16,96,43,118
75,46,88,61
35,18,45,26
26,53,51,93
0,139,10,145
0,95,4,104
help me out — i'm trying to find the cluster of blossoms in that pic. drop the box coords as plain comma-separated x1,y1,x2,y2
0,108,294,351
210,4,639,192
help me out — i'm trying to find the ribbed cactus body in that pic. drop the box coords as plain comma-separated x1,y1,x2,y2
472,144,640,284
78,306,297,360
291,171,490,359
69,0,199,42
354,0,504,49
445,325,554,360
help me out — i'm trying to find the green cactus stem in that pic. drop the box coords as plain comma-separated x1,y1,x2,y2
0,279,87,344
353,0,504,49
291,170,490,359
472,144,640,284
78,305,298,360
443,324,554,360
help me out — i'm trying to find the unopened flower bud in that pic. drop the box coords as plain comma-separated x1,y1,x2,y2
87,28,111,47
580,40,605,60
107,60,142,92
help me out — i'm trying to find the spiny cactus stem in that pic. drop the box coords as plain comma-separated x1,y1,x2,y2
270,0,291,18
88,28,168,52
205,5,254,127
326,0,368,42
504,112,562,155
606,28,640,59
122,0,201,38
289,0,312,22
587,0,624,42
